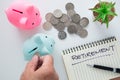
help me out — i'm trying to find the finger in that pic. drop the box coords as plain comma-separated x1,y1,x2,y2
35,56,43,70
41,55,54,67
54,72,59,80
36,55,54,72
111,77,120,80
25,55,39,72
35,55,57,79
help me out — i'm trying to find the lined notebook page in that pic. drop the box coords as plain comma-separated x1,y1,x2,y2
62,37,120,80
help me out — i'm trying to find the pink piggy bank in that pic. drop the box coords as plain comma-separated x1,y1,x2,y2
5,1,42,30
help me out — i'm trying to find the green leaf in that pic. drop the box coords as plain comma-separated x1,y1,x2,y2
107,2,115,8
107,11,117,16
101,14,106,22
105,16,109,28
94,14,103,22
111,2,116,7
91,8,103,13
101,2,106,8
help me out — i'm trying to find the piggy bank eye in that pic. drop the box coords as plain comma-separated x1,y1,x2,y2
32,22,34,25
45,36,48,38
36,13,38,16
51,44,53,47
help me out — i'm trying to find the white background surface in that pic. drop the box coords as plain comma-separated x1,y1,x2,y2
0,0,120,80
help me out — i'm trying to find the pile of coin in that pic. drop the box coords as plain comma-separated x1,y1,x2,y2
43,3,89,40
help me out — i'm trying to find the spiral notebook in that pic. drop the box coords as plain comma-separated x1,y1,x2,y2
62,36,120,80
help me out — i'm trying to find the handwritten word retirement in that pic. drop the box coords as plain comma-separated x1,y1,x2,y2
71,45,114,61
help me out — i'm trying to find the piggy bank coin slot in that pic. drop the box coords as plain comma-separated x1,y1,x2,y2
12,9,23,14
29,47,38,53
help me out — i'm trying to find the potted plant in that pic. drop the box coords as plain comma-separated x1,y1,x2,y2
90,0,117,28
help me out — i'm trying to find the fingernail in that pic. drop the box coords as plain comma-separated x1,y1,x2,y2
32,55,38,61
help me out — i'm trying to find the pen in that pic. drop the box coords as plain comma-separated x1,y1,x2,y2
87,64,120,73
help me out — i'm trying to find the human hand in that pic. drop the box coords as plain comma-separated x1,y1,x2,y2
20,55,59,80
110,77,120,80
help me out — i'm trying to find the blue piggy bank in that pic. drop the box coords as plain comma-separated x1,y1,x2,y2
23,33,55,60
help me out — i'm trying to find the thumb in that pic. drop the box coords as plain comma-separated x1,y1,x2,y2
25,55,39,72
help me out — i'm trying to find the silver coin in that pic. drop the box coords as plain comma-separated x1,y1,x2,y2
77,28,88,38
55,22,65,31
43,22,52,31
80,17,89,27
45,13,53,22
67,23,77,34
67,10,76,17
65,3,74,11
60,14,69,23
53,9,63,18
64,20,71,27
76,24,82,29
58,31,67,40
71,14,81,23
50,16,59,26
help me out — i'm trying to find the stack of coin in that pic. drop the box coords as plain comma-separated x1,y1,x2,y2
43,2,89,40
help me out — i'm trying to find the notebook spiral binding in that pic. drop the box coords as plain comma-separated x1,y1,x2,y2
62,36,117,55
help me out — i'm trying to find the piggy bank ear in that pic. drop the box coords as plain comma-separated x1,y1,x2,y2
26,5,34,13
19,17,28,25
34,36,43,45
